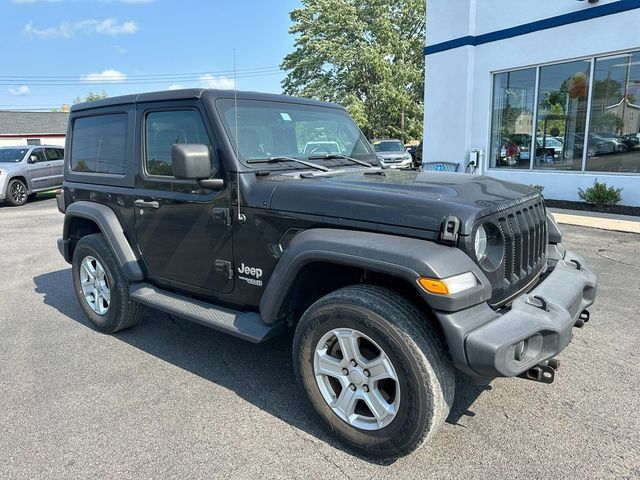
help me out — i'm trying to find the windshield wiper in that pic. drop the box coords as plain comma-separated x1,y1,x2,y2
246,156,328,172
307,153,373,168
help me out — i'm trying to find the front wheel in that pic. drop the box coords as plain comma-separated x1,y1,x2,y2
5,179,28,206
293,285,455,458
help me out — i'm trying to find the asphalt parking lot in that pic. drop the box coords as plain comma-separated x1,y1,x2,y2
1,198,639,479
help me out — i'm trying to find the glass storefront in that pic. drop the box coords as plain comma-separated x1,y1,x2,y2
490,51,640,174
489,68,536,169
586,52,640,173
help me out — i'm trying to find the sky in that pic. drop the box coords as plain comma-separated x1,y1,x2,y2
0,0,301,110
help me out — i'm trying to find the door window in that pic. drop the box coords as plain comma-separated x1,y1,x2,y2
144,110,211,177
31,148,47,162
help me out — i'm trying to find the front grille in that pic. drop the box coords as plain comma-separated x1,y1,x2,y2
485,198,548,306
384,156,404,163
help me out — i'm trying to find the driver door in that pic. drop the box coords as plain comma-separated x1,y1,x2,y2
133,102,234,295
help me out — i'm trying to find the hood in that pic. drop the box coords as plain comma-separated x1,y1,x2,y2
0,161,24,172
267,169,539,235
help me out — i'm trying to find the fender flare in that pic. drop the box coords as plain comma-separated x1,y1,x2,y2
259,228,491,324
62,201,144,281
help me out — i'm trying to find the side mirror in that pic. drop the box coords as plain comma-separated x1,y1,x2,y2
28,155,38,164
171,144,223,190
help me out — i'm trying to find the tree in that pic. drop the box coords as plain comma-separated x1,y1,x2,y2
73,91,109,104
281,0,425,141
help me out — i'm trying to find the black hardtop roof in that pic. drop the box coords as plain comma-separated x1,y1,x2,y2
70,88,344,112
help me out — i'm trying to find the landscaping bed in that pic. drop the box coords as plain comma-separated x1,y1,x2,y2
545,199,640,217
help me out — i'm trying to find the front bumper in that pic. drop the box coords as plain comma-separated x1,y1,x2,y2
385,160,413,169
0,174,8,200
436,248,597,378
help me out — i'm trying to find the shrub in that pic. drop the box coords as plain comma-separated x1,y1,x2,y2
578,179,623,208
530,184,545,194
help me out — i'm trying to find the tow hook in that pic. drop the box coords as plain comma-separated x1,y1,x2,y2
518,359,560,384
574,309,590,328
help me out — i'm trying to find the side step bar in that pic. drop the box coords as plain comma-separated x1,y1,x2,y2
129,283,284,343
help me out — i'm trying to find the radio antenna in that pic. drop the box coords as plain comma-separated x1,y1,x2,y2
234,48,246,223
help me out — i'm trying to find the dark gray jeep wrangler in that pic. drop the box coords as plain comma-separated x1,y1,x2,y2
56,89,597,458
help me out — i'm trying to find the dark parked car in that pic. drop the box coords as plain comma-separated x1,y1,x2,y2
56,89,597,459
621,133,640,150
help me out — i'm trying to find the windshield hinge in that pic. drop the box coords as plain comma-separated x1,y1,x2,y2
440,216,460,245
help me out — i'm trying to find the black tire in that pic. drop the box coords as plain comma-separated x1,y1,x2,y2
616,144,629,153
72,233,143,333
5,179,28,206
293,285,455,458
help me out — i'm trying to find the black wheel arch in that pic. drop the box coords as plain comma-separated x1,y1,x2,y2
62,201,144,281
259,228,491,325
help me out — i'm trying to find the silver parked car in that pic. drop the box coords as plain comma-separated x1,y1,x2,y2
372,139,413,169
0,145,64,206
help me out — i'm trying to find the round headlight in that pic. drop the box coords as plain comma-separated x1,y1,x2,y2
474,225,488,261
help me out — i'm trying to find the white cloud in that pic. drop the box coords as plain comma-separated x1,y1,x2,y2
199,74,235,90
80,69,127,83
8,85,31,96
168,84,184,91
24,18,138,38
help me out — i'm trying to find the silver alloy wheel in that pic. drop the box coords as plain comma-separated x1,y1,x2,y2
10,181,27,204
80,256,111,315
314,328,400,430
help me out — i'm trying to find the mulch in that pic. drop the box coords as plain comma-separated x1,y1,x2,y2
545,199,640,217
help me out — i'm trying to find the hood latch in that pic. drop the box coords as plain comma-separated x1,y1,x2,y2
440,216,460,245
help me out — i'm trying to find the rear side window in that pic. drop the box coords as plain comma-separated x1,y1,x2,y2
71,114,128,174
45,148,64,161
145,110,211,177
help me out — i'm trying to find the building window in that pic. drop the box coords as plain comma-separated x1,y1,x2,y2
26,139,41,146
489,68,536,169
586,52,640,173
534,60,590,171
489,50,640,174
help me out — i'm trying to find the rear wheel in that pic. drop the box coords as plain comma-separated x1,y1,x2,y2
6,179,28,206
72,233,143,333
293,285,455,458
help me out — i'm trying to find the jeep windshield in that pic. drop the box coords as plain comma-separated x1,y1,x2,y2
216,98,379,170
0,148,28,163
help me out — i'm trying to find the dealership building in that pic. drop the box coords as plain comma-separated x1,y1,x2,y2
423,0,640,206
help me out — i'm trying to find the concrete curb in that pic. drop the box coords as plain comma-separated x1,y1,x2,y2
549,208,640,234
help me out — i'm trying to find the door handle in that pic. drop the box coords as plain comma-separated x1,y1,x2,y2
134,199,160,209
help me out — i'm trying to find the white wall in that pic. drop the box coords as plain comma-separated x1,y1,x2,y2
424,0,640,206
0,136,65,147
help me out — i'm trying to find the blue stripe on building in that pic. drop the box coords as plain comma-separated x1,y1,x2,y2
424,0,640,56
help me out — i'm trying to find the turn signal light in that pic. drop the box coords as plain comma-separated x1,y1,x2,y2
417,278,449,295
417,272,478,295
